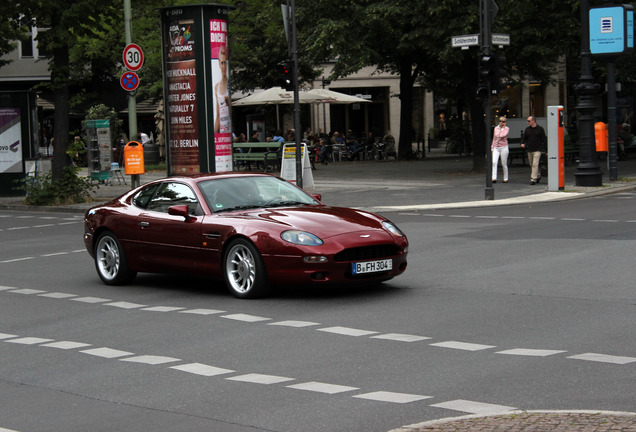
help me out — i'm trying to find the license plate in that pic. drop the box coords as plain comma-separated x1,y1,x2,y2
352,259,392,275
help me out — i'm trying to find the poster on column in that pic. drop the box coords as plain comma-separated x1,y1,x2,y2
165,18,200,175
210,18,233,172
0,108,22,174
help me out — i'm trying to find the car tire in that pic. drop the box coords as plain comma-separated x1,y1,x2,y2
223,238,269,299
94,231,137,285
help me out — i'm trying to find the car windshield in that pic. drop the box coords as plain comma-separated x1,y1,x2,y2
198,176,320,213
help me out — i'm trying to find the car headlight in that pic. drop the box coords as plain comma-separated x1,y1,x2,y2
382,221,404,237
281,230,324,245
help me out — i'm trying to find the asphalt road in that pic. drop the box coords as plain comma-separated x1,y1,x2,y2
0,192,634,432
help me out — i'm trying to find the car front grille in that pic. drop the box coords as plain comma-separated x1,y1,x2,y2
333,244,401,262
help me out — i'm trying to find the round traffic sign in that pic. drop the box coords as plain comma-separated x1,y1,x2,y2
123,43,144,71
120,71,140,91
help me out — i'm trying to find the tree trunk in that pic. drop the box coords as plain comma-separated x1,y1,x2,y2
51,43,70,180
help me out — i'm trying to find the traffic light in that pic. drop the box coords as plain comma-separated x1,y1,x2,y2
477,55,495,101
493,55,508,93
278,60,294,91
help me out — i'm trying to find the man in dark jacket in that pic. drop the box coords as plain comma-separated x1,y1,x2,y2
521,116,547,185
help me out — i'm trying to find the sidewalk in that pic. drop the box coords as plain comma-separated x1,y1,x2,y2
2,150,636,213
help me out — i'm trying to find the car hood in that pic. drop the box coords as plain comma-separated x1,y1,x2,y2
229,205,387,238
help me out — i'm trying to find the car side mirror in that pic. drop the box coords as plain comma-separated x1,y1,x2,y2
312,194,322,202
168,205,191,220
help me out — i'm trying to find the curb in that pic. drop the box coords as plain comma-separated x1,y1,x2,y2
389,410,636,432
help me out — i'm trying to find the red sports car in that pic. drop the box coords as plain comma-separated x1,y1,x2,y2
84,172,408,298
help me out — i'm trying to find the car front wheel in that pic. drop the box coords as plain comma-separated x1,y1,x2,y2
223,238,269,299
94,231,137,285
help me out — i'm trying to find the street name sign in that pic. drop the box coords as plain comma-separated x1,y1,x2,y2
451,34,480,48
492,33,510,46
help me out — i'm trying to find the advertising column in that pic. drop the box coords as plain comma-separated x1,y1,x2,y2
161,5,234,176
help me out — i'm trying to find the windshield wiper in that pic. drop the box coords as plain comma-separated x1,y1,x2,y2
213,204,263,213
266,200,311,208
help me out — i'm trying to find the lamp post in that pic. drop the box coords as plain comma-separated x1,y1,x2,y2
574,0,603,187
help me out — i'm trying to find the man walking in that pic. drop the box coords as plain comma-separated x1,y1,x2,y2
521,116,547,185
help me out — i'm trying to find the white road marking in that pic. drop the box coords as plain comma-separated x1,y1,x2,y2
0,257,34,263
371,333,431,342
41,341,91,350
496,349,567,357
430,399,517,414
170,363,234,376
142,306,187,312
33,224,56,228
222,313,271,322
120,355,181,365
8,288,45,295
105,301,147,309
38,292,77,299
567,353,636,365
286,381,359,394
317,326,378,337
268,320,321,327
178,308,225,315
353,391,432,403
80,347,134,358
41,252,69,257
71,296,111,303
0,286,16,291
5,337,54,345
227,373,295,385
430,341,496,351
0,333,18,339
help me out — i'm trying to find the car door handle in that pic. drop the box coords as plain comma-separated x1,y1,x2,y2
138,221,150,228
204,232,220,239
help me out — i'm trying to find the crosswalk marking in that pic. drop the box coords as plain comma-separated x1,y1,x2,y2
170,363,234,376
317,326,378,337
178,308,225,315
41,341,91,350
371,333,431,342
268,320,321,327
567,353,636,365
429,341,496,351
222,313,271,322
430,399,517,414
496,348,567,357
80,347,134,358
353,391,432,403
286,381,359,394
227,373,295,385
5,337,53,345
120,355,181,365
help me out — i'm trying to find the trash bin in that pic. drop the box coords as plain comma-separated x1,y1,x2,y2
124,141,145,175
595,122,608,153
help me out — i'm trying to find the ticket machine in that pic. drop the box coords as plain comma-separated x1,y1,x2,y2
547,106,564,191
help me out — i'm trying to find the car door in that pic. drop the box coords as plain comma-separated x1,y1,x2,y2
134,181,206,271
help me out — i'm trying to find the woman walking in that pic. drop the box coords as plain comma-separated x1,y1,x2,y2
492,117,510,183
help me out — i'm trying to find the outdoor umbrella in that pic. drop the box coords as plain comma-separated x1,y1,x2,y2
233,87,325,130
305,88,371,104
232,87,324,106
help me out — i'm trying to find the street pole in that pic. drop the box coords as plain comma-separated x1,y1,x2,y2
607,61,618,180
481,0,494,200
291,0,303,188
574,0,603,186
124,0,139,188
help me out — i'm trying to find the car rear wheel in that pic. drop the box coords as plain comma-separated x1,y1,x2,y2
94,231,137,285
223,238,269,299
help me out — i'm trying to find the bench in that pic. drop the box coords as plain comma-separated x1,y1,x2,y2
232,142,282,172
507,143,527,166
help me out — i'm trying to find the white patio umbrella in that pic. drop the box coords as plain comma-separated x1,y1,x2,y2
233,87,324,130
305,88,371,104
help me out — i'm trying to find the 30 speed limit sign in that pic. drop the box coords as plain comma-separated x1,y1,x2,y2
123,43,144,71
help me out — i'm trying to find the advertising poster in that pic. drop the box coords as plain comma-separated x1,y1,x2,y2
0,108,22,174
210,18,233,172
165,18,201,175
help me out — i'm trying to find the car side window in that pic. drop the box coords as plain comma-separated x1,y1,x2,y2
145,182,201,215
132,183,160,209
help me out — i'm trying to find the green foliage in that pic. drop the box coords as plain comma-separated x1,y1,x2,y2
17,166,96,206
